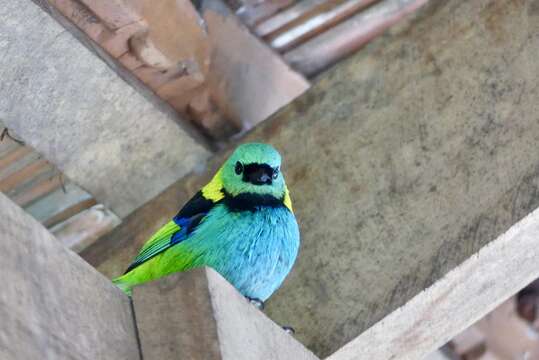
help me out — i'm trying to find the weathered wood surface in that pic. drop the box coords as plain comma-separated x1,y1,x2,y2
267,0,378,52
133,267,319,360
328,208,539,359
0,192,139,359
51,204,122,253
0,0,211,218
25,182,96,227
84,0,539,357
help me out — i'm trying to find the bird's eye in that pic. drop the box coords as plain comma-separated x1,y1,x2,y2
272,167,279,180
235,161,243,175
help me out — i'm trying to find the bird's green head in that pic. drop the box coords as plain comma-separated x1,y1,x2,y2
220,143,286,200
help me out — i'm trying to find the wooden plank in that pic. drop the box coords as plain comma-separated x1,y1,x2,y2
423,350,453,360
0,150,42,181
283,0,428,76
0,158,51,193
24,182,95,226
133,268,319,360
50,204,121,253
42,197,97,228
0,136,22,157
0,0,211,218
255,0,328,37
0,146,32,172
328,208,539,360
77,0,142,30
474,298,539,359
83,0,539,357
0,192,139,359
268,0,379,52
11,172,63,207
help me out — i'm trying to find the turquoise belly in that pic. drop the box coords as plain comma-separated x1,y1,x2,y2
181,204,300,301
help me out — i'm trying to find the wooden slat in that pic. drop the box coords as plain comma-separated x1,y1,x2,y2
0,158,51,193
0,146,32,172
12,173,63,207
0,192,139,359
24,182,95,227
2,0,211,218
283,0,428,76
133,268,319,360
83,0,539,357
328,208,539,360
202,0,310,130
268,0,378,52
255,0,329,37
50,204,121,253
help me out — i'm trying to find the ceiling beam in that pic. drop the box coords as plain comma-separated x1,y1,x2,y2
0,0,211,218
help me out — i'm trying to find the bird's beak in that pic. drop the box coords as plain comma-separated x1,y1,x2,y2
244,164,273,185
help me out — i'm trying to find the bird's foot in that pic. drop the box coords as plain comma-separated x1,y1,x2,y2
247,297,265,310
282,326,295,335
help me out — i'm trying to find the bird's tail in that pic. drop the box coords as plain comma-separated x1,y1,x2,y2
113,276,133,297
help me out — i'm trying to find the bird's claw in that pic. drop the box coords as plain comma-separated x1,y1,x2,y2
247,297,265,310
282,326,295,335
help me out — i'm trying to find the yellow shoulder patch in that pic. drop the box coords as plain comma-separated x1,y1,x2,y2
283,187,293,213
202,168,225,202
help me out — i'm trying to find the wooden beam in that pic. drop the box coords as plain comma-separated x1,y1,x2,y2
0,0,211,218
327,208,539,359
0,192,139,359
83,0,539,357
133,268,319,360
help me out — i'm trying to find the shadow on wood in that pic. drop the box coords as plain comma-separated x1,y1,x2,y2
132,267,319,360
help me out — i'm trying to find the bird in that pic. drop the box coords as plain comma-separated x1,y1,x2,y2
113,142,300,307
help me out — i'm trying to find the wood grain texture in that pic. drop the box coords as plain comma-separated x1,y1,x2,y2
133,268,319,360
0,192,140,360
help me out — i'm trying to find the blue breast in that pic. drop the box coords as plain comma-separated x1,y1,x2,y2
184,203,300,301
